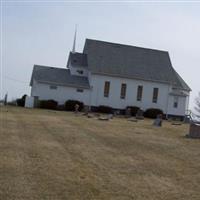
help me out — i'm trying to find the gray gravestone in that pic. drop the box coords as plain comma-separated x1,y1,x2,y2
153,114,162,127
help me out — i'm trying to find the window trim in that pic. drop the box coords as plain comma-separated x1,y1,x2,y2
173,96,179,108
49,85,58,90
104,81,110,97
137,85,143,101
76,70,83,75
120,83,127,99
76,88,84,93
152,88,159,103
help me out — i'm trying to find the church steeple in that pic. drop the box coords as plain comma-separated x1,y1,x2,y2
72,25,77,53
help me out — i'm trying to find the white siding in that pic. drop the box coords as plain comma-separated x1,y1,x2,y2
167,95,189,116
89,74,189,116
90,74,170,111
31,80,90,105
31,74,189,116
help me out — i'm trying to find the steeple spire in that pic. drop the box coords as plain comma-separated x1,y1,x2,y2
72,25,77,53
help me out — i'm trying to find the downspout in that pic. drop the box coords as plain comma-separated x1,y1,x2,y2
165,84,171,119
90,86,92,110
95,76,99,107
88,72,92,111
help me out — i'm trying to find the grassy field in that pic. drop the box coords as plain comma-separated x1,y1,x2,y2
0,106,200,200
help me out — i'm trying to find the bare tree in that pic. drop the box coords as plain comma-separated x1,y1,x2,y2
194,92,200,118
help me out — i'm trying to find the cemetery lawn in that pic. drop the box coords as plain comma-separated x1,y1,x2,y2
0,106,200,200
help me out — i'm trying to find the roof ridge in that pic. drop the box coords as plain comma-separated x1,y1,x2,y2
34,64,67,70
85,38,168,53
70,51,87,55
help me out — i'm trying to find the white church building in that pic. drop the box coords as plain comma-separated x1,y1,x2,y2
30,38,191,118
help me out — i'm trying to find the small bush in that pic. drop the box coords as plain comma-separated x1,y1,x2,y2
65,100,84,111
40,99,58,110
126,106,140,116
7,101,17,106
144,108,163,119
16,99,24,107
16,94,27,107
57,104,65,111
98,105,113,114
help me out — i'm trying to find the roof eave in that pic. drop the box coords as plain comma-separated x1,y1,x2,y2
91,72,190,91
30,65,37,86
66,52,72,68
37,80,90,89
172,86,191,92
91,72,171,85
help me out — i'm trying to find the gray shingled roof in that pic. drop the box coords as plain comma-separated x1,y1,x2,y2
83,39,190,91
30,65,90,89
68,52,87,67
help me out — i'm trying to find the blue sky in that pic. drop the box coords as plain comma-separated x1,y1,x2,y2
1,1,200,110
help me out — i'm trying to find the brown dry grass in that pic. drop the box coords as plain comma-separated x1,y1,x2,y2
0,106,200,200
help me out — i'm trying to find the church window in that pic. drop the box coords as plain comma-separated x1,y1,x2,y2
77,70,83,74
50,85,57,90
137,85,143,101
152,88,159,103
104,81,110,97
173,96,178,108
77,89,84,93
120,83,127,99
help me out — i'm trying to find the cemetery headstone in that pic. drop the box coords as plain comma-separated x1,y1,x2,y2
187,123,200,138
153,114,163,127
74,104,80,114
125,107,131,118
83,105,89,115
136,109,144,120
